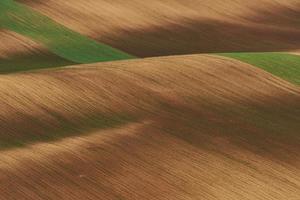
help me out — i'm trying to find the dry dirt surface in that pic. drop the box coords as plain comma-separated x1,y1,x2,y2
0,55,299,199
290,51,300,55
18,0,300,56
0,29,46,58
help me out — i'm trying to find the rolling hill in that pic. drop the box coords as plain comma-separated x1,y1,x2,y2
0,29,44,59
0,0,133,64
0,1,300,199
0,29,74,73
0,55,299,199
220,52,300,85
9,0,300,87
18,0,300,56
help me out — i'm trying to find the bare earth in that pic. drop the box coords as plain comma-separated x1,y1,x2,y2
0,55,299,199
19,0,300,56
0,30,46,58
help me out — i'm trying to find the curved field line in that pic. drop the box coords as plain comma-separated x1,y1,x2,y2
0,0,134,63
0,54,299,199
219,52,300,85
0,30,75,73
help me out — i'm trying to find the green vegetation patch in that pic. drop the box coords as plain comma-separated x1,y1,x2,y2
219,52,300,85
0,0,134,64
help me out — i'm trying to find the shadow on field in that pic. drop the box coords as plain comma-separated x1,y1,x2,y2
0,52,74,73
97,5,300,57
151,93,300,165
245,3,300,29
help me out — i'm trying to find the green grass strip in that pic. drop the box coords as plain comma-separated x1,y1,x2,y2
219,52,300,85
0,0,134,64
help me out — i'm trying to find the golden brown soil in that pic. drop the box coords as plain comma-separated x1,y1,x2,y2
0,55,299,199
18,0,300,56
290,51,300,55
0,30,46,58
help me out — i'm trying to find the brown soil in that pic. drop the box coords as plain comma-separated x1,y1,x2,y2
18,0,300,56
289,51,300,55
0,30,46,58
0,54,299,199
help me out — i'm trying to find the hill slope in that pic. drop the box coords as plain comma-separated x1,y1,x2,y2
0,29,74,72
19,0,300,56
0,55,299,199
0,0,133,63
0,29,44,59
220,52,300,85
1,0,296,81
